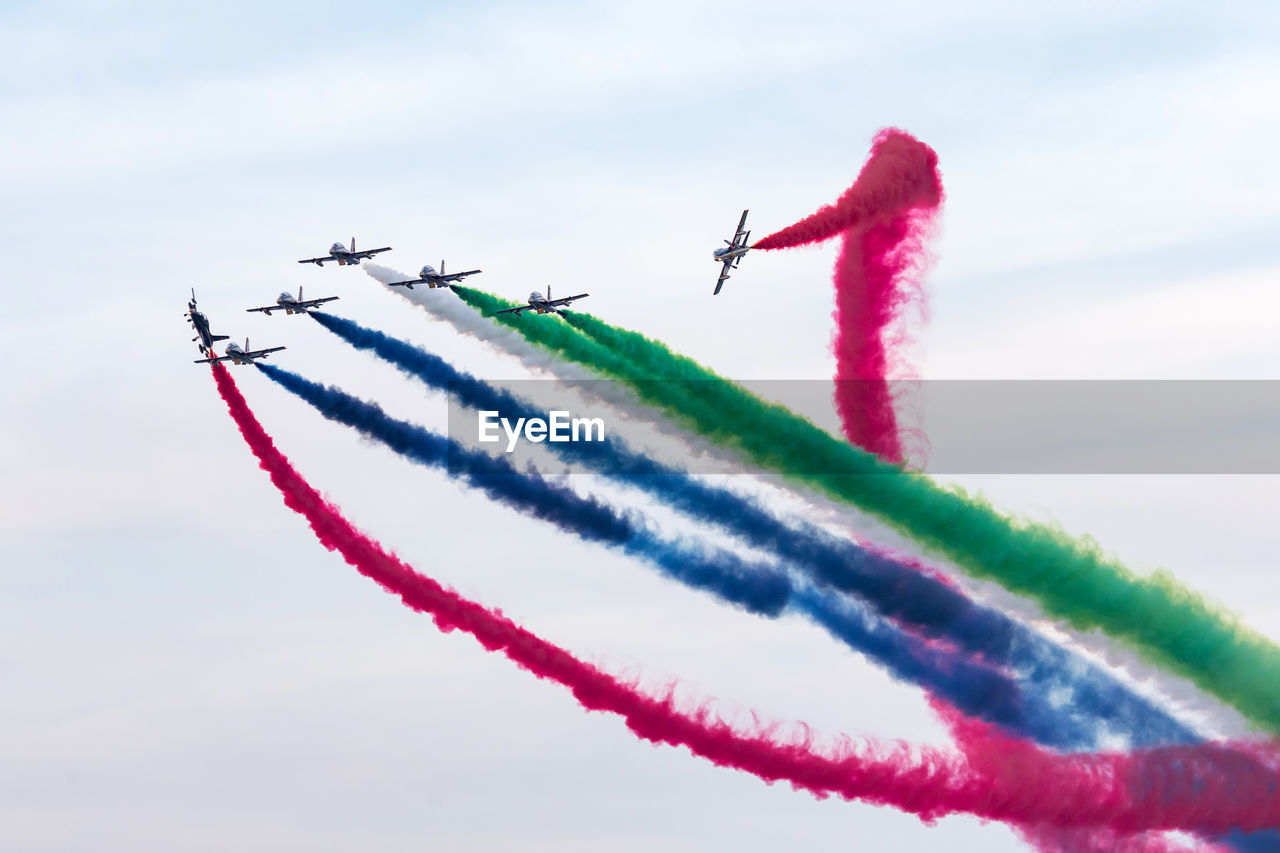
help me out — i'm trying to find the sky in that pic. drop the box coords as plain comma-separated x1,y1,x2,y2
2,1,1279,850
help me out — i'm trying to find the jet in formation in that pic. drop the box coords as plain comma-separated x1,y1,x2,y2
712,209,752,295
194,338,286,366
298,238,392,267
246,286,339,316
494,287,589,317
186,290,230,357
389,260,483,290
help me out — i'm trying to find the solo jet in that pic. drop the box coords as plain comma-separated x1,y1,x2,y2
388,260,483,290
185,289,229,356
246,286,339,316
194,338,286,366
712,209,752,295
298,237,392,267
493,287,589,317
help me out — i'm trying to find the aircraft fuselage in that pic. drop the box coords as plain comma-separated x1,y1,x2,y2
713,245,749,263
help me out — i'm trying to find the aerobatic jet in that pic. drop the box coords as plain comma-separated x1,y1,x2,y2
194,338,286,366
388,260,483,290
493,287,589,317
298,238,392,266
185,289,229,356
246,286,339,316
712,209,752,295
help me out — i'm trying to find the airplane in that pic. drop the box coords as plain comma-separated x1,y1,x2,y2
246,286,340,316
388,260,483,289
493,286,589,317
185,289,229,356
712,209,752,295
298,237,392,267
194,338,286,366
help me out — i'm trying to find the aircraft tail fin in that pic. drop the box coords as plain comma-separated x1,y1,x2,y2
441,259,446,275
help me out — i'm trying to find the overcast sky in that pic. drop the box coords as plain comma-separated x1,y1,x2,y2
3,2,1279,851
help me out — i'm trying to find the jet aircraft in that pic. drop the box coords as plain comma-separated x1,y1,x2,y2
712,209,752,295
493,287,589,317
298,238,392,266
185,289,229,356
246,286,339,316
388,260,483,289
194,338,286,366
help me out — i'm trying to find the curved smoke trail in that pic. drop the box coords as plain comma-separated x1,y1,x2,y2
308,309,1205,753
352,269,1257,741
752,129,943,462
449,285,1280,733
211,362,1280,835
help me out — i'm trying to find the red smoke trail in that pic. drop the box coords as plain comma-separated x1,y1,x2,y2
753,129,942,463
211,363,1280,834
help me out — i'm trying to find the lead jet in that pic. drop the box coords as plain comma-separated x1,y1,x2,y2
712,209,752,295
185,289,229,356
246,286,339,316
493,286,589,317
298,237,392,267
194,338,286,366
388,260,483,290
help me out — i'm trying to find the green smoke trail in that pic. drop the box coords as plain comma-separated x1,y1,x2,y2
452,285,1280,731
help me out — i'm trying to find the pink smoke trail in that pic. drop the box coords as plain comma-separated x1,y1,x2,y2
212,364,1280,834
753,129,943,463
929,696,1235,853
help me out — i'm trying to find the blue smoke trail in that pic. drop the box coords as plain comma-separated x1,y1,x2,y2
255,361,1045,735
307,310,1200,752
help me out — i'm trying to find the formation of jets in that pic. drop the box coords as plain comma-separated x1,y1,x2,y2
192,213,757,365
494,287,590,317
389,260,482,290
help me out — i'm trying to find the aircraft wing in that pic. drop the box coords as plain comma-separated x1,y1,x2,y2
387,277,425,288
298,296,340,309
439,269,482,283
245,305,276,314
350,246,393,260
714,261,733,295
244,346,286,359
547,293,589,308
732,209,750,245
493,305,531,316
194,354,232,364
298,256,332,266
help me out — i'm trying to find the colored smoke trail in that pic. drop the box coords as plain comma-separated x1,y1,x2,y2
310,309,1204,753
253,359,1043,733
753,129,944,462
314,316,1278,851
751,130,942,251
253,363,789,616
212,362,1280,834
451,285,1280,733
